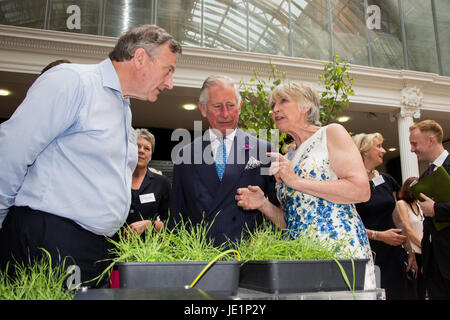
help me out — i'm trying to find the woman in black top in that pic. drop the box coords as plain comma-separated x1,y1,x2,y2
110,129,171,287
126,128,171,235
353,132,413,300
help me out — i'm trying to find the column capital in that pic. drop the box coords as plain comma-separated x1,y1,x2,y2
399,86,423,119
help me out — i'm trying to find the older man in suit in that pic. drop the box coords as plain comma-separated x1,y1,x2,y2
409,119,450,299
170,75,278,246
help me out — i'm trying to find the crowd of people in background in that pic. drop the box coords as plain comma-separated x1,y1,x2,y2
0,24,449,300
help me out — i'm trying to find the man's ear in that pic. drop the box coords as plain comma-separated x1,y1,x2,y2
133,48,147,69
428,133,437,145
198,102,207,118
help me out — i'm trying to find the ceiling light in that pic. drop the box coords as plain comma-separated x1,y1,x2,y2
337,116,350,123
388,147,396,152
0,89,11,96
182,104,197,111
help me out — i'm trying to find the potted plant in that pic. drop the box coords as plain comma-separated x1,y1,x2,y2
103,216,242,296
230,222,367,296
318,54,355,124
0,249,77,300
238,60,292,153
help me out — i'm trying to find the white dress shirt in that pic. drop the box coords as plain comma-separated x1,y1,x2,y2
208,128,237,161
430,149,449,170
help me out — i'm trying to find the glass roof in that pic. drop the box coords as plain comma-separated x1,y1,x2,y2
0,0,447,75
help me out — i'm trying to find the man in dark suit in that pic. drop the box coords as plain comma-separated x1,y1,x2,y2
170,75,278,246
409,119,450,299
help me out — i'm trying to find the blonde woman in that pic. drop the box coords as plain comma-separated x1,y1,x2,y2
235,82,376,290
353,132,411,299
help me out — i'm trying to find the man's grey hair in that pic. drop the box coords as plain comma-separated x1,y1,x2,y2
136,128,156,152
109,24,182,62
198,75,242,107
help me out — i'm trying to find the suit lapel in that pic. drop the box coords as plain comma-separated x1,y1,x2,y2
207,129,249,216
443,154,450,170
193,135,221,198
420,153,450,180
139,170,153,192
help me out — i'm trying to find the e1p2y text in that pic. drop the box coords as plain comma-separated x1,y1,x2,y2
184,303,266,317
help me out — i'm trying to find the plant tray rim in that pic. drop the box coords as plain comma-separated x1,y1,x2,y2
241,258,369,264
116,260,242,266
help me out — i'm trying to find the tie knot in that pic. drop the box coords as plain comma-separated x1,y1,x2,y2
426,164,436,175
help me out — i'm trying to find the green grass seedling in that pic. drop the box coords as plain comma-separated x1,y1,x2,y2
0,249,76,300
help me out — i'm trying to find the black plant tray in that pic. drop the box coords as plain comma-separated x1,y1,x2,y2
239,259,368,294
117,261,241,296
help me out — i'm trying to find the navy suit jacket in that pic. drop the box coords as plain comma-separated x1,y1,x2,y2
170,128,278,246
420,153,450,279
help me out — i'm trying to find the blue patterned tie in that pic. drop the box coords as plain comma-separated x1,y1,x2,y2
215,137,227,181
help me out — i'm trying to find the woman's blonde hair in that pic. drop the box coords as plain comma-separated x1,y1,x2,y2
268,82,321,126
352,132,384,155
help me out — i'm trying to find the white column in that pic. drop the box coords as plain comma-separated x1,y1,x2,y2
397,114,419,182
397,86,423,183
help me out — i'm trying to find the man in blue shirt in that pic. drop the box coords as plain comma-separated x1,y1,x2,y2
0,24,181,287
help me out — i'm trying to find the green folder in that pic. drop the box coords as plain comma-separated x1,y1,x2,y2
410,166,450,231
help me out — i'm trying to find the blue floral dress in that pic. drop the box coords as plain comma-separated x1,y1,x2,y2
277,126,376,289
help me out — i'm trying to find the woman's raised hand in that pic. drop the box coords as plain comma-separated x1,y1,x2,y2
267,152,298,188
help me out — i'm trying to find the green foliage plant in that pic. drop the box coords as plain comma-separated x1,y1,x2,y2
318,54,355,124
230,221,359,298
230,221,356,262
0,249,76,300
238,60,288,151
108,216,234,263
95,215,241,287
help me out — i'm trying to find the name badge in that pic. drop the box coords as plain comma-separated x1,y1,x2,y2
372,175,385,187
139,193,156,204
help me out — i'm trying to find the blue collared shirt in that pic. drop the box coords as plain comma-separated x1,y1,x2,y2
0,59,137,236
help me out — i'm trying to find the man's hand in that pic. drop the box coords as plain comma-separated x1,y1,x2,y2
418,193,435,218
235,185,265,211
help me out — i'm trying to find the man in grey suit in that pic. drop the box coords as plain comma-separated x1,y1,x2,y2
170,75,278,246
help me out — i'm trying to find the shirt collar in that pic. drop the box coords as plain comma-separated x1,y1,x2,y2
99,59,124,94
432,150,449,167
208,128,237,144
